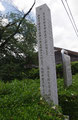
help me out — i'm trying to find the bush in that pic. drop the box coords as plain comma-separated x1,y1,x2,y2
71,61,78,75
0,61,78,82
25,61,78,79
25,68,39,79
56,61,78,78
56,64,63,78
0,79,65,120
0,62,23,82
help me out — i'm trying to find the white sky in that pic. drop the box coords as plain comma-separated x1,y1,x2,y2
0,0,78,52
0,2,5,11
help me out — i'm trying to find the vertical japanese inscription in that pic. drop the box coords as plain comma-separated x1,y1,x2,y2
37,15,43,65
47,66,51,97
43,12,48,55
36,4,58,105
37,14,45,94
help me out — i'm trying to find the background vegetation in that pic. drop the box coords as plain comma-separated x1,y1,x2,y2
0,74,78,120
58,74,78,120
0,78,65,120
0,12,38,82
0,59,78,82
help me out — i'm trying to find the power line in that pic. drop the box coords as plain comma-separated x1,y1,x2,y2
65,0,78,33
61,0,78,37
61,0,78,36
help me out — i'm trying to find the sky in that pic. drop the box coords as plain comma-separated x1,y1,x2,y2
0,0,78,52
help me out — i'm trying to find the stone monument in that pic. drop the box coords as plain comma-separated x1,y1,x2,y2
61,49,72,87
36,4,58,105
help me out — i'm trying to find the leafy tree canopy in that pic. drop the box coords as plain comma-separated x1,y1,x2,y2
0,12,37,60
0,0,38,81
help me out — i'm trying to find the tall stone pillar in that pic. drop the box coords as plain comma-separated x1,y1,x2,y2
36,4,58,104
61,49,72,87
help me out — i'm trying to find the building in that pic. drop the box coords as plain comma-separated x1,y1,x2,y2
54,47,78,64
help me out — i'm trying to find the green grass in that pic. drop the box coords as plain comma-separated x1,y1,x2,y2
0,79,65,120
58,74,78,120
0,74,78,120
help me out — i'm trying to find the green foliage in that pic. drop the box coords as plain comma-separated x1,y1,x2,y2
0,52,38,82
0,79,65,120
58,74,78,120
0,73,78,119
71,61,78,75
20,61,78,80
0,12,37,82
0,62,23,82
0,12,37,60
56,61,78,78
56,64,63,78
26,68,39,79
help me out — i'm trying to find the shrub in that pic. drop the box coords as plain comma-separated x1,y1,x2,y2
71,61,78,75
24,61,78,79
26,68,39,79
56,61,78,78
56,64,63,78
0,79,65,120
0,62,23,82
0,61,78,82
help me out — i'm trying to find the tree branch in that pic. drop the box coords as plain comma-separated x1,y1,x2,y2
0,0,36,49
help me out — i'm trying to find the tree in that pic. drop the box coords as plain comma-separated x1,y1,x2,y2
0,0,36,55
0,12,37,59
0,0,38,81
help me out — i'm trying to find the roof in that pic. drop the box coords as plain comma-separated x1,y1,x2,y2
54,47,78,56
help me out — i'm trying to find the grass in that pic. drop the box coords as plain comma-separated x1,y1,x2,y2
0,74,78,120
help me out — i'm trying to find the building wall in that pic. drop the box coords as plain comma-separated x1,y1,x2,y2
55,50,78,64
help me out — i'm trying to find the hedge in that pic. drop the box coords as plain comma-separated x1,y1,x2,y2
26,61,78,79
0,61,78,81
